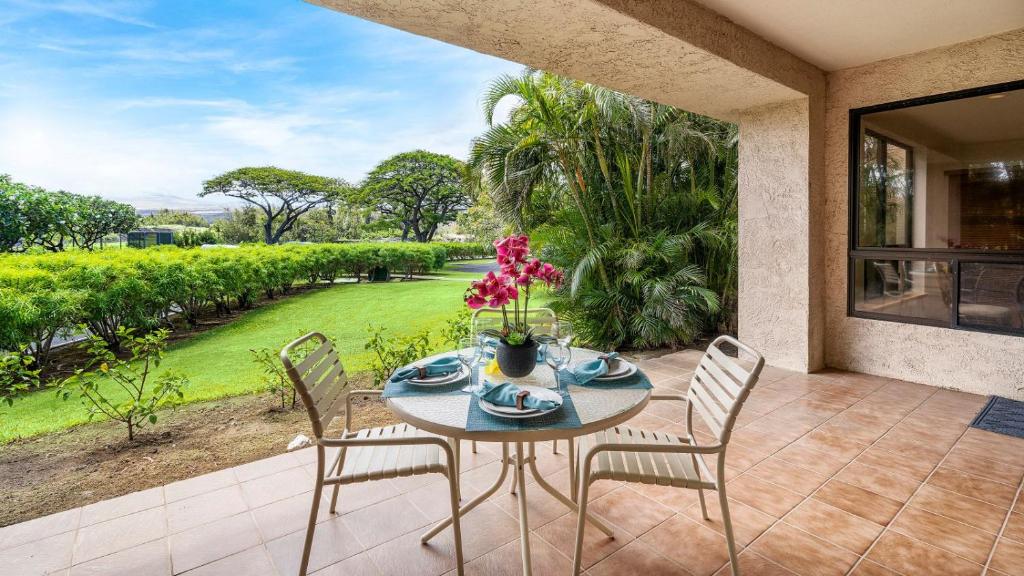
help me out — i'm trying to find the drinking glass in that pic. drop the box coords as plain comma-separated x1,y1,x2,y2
545,342,572,392
457,337,483,391
553,320,573,347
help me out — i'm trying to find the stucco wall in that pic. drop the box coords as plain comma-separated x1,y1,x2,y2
738,97,826,372
824,28,1024,398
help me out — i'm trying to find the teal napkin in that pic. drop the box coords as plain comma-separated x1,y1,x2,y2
391,356,461,382
475,381,559,411
572,352,620,384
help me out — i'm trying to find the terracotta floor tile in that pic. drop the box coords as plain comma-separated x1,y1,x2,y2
489,482,565,530
332,477,402,515
726,475,804,518
855,445,935,482
0,508,79,552
164,468,237,503
889,506,995,564
233,451,303,482
461,536,571,576
265,515,364,576
0,531,75,576
814,420,888,446
957,431,1024,468
311,553,381,576
909,484,1008,534
630,483,702,513
79,487,163,527
166,484,249,534
990,537,1024,576
833,461,920,503
185,546,279,576
451,500,521,561
581,540,688,576
745,456,828,497
711,550,797,576
364,529,458,576
239,466,312,509
1003,512,1024,544
587,487,675,537
774,444,849,477
640,515,730,576
73,507,166,564
866,531,981,576
942,447,1024,487
848,559,898,575
342,495,431,549
871,436,948,468
792,427,869,461
170,512,263,574
926,466,1017,508
68,539,169,576
682,497,776,547
748,521,858,576
812,480,903,526
783,498,883,555
251,489,336,542
535,511,632,570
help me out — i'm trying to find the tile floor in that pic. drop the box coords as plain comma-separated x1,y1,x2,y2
2,350,1023,576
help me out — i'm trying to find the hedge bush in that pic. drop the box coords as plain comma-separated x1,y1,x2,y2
431,241,494,261
0,242,447,361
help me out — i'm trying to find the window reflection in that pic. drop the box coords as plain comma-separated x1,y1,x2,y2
959,262,1024,329
853,259,951,323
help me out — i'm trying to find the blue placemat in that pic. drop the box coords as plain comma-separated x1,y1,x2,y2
560,367,653,390
971,396,1024,439
466,389,582,432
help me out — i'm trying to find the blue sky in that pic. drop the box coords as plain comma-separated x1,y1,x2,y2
0,0,522,208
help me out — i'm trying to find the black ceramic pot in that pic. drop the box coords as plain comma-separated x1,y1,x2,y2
495,338,538,378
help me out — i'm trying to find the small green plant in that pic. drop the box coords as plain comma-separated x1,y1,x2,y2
0,348,39,407
58,327,187,441
440,307,472,346
364,324,432,386
249,331,327,411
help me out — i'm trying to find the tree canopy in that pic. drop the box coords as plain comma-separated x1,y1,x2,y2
200,167,349,244
359,150,470,242
141,209,209,228
0,175,138,252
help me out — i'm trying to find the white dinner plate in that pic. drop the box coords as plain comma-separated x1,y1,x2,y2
408,365,469,387
593,360,638,381
479,385,563,419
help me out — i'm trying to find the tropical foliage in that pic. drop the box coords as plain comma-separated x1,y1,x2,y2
0,174,138,252
470,70,739,349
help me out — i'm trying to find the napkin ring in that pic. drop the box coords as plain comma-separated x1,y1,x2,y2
515,390,531,411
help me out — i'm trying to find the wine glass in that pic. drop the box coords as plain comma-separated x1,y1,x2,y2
545,342,572,393
554,320,573,348
457,336,483,391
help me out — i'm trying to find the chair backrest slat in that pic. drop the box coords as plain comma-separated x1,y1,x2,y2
687,335,764,444
281,332,349,439
472,307,557,338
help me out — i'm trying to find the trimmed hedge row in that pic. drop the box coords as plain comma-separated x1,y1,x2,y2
0,242,447,362
431,241,495,260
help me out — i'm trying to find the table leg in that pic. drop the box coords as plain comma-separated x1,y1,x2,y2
420,443,510,543
526,443,615,537
514,441,533,576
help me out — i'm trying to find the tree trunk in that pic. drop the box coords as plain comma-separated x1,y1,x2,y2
263,221,275,244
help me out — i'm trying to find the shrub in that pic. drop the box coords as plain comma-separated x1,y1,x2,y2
57,327,188,441
1,348,39,407
364,324,433,386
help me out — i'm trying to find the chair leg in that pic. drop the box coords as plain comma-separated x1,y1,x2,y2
552,439,558,454
446,469,465,575
692,455,709,520
718,483,740,576
451,438,462,501
571,470,591,576
300,451,325,576
328,447,347,514
509,444,518,494
569,439,577,503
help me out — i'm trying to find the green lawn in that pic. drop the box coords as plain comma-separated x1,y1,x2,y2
0,259,519,442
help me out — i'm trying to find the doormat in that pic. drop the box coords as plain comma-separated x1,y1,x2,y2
971,396,1024,440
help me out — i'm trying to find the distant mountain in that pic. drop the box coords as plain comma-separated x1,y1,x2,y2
136,209,230,223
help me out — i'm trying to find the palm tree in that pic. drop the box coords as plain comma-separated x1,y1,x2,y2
470,70,738,348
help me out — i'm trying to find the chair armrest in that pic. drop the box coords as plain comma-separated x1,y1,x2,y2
344,389,383,431
319,435,456,468
583,440,723,461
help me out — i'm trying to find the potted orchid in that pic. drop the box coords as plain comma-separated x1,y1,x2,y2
464,235,563,377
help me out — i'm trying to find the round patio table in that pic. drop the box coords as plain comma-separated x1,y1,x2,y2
386,347,651,576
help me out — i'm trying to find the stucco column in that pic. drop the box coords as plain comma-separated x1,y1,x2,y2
737,97,825,372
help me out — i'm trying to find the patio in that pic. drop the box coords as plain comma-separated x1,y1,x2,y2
4,349,1022,576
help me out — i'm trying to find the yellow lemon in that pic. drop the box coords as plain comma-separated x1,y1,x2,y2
484,358,501,376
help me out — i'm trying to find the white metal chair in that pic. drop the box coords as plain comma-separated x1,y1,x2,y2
571,335,764,576
281,332,465,576
469,307,566,473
